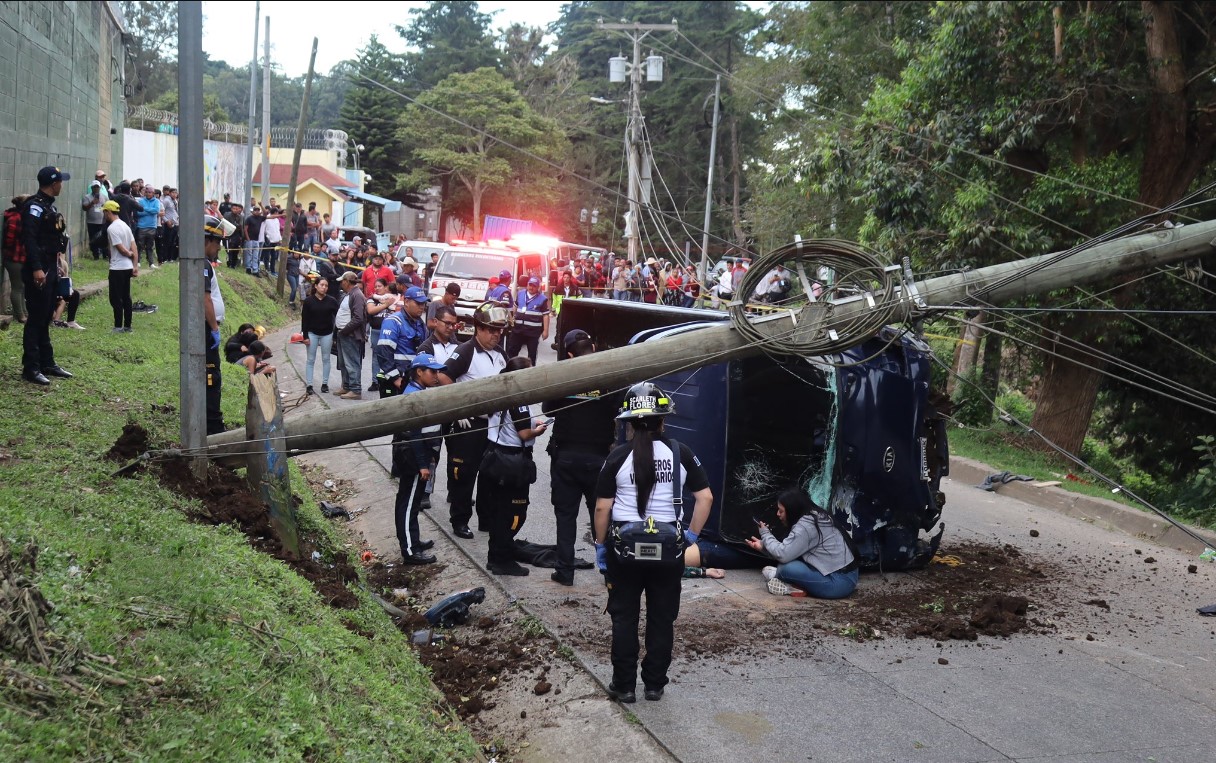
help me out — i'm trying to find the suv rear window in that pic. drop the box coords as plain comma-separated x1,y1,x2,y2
437,250,513,279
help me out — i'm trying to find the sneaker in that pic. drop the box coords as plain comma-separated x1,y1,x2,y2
340,391,362,400
53,320,68,328
66,321,85,330
123,327,133,333
305,385,314,395
150,263,159,269
762,566,777,581
320,384,329,393
766,578,807,597
367,381,379,392
112,327,126,334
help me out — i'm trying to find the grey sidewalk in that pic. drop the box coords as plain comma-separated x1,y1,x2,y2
263,322,1216,762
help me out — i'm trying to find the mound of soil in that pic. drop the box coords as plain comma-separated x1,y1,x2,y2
111,431,362,612
849,541,1056,641
106,424,151,461
365,561,553,721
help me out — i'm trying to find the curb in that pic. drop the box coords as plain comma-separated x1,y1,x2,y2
948,455,1216,554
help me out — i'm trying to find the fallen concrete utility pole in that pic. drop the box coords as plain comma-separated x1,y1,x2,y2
205,220,1216,463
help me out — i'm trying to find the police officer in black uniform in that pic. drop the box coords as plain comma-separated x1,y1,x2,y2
20,166,74,386
204,214,233,434
542,329,619,586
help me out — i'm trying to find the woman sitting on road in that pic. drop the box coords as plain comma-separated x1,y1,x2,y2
746,488,859,599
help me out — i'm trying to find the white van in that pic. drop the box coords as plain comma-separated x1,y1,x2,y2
395,240,446,267
426,242,548,335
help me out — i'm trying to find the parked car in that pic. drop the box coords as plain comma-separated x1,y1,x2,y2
337,226,392,253
555,298,950,571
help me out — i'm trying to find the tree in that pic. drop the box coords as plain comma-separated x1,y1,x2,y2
340,37,409,198
802,1,1216,457
396,1,500,91
398,68,568,239
120,1,179,105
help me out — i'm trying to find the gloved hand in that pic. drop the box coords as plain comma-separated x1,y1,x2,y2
594,543,607,572
454,418,473,430
684,529,699,546
209,329,221,350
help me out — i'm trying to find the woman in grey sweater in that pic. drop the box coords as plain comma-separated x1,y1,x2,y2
746,488,859,598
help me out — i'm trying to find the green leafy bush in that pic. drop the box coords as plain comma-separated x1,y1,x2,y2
995,389,1034,429
951,368,992,426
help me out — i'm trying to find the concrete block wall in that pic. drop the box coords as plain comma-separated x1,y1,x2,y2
0,1,125,251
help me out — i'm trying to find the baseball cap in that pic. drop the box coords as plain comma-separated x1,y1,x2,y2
95,169,107,178
499,269,512,282
527,276,540,287
101,200,121,212
37,166,70,185
488,276,500,285
444,282,461,296
337,271,359,283
563,329,591,351
410,352,446,371
403,286,429,303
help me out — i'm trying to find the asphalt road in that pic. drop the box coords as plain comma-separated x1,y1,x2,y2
273,323,1216,763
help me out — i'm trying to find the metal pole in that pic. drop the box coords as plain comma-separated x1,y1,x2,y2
279,38,317,297
178,1,206,478
244,1,259,208
260,16,271,208
205,219,1216,460
699,74,721,288
626,32,643,265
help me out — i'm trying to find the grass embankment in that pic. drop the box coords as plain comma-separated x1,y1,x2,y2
0,263,477,760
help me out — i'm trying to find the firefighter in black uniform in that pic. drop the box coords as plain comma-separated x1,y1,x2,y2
436,301,510,539
20,166,74,386
593,382,713,703
542,329,620,586
204,215,234,434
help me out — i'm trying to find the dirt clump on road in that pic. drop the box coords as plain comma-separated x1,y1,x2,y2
365,562,554,724
846,541,1057,642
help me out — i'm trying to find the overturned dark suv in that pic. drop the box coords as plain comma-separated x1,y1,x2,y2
557,298,949,571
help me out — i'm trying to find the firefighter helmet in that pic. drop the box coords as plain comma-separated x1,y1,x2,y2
616,382,675,420
472,301,512,330
203,214,235,239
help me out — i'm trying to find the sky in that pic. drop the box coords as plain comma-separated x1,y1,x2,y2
201,1,570,78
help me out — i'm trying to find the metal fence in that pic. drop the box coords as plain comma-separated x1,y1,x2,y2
124,104,349,150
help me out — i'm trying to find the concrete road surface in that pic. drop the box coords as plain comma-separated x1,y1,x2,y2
272,323,1216,762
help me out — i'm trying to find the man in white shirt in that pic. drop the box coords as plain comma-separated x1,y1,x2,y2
103,200,136,332
81,174,109,260
260,210,283,278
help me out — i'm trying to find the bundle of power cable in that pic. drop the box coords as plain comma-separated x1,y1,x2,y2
728,239,901,357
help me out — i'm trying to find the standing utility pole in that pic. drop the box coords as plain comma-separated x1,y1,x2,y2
280,38,318,297
598,20,677,264
699,74,721,289
178,1,206,478
244,1,259,208
260,16,271,208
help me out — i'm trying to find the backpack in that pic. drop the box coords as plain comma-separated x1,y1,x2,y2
1,208,23,263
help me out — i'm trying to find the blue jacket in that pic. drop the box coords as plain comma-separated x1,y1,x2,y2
395,381,438,467
375,310,427,383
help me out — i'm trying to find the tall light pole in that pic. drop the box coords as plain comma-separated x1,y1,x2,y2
699,74,721,289
244,1,259,208
598,20,677,263
260,16,271,208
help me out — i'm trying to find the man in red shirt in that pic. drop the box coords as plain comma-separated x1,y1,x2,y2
361,251,394,294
